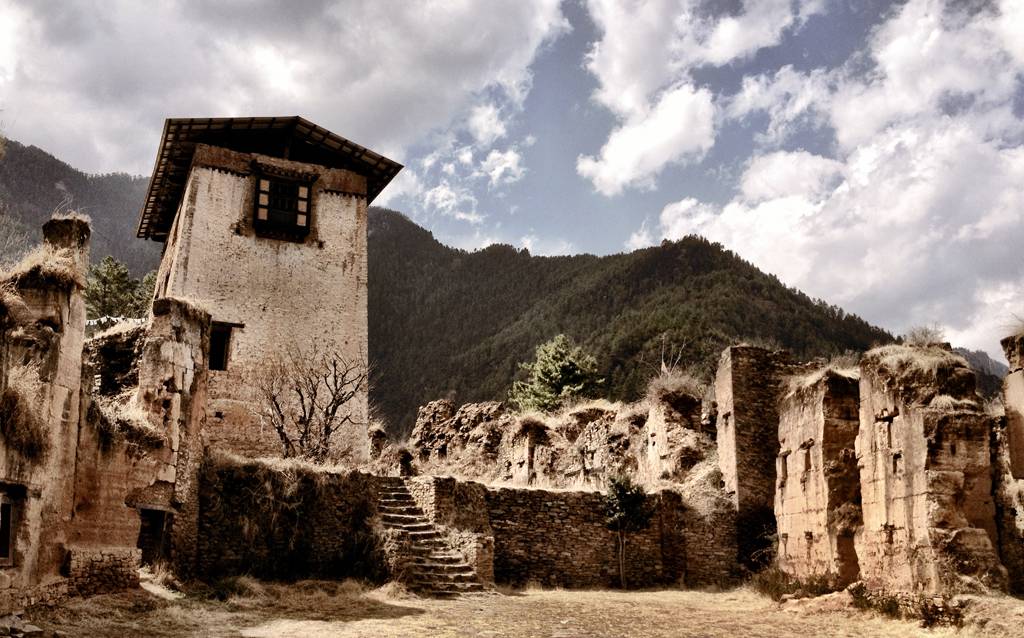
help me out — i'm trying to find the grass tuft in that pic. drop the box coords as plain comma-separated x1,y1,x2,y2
0,364,49,461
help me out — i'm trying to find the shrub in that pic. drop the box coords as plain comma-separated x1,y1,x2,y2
604,475,655,589
902,324,945,347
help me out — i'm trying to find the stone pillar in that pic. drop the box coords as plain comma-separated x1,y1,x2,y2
855,345,1005,594
134,297,210,579
996,333,1024,594
714,345,788,569
775,369,861,586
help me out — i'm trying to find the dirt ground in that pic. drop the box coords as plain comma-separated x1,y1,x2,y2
29,579,1024,638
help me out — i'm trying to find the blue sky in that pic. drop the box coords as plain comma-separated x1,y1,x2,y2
1,0,1022,357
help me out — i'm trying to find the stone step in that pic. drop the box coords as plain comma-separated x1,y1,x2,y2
382,523,434,533
411,562,477,575
411,581,486,596
379,507,424,517
380,495,414,504
381,512,423,522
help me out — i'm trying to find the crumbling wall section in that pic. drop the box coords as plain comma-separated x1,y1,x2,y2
0,218,90,612
855,345,1005,594
996,333,1024,594
775,369,861,586
715,345,789,568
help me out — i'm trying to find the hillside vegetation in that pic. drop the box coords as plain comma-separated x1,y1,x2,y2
368,208,893,435
0,140,158,273
0,141,897,436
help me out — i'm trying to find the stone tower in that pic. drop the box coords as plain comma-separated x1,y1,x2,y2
137,117,402,460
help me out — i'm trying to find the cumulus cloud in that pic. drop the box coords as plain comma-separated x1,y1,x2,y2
0,0,567,176
467,103,507,147
479,147,526,187
638,0,1024,355
577,83,715,195
579,0,822,195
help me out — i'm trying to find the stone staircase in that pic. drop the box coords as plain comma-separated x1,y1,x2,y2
377,477,486,597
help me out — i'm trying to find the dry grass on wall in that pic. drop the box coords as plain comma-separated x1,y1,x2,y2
0,364,49,461
0,244,85,290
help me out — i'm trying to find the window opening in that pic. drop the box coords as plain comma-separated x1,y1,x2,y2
209,323,233,371
0,497,14,566
254,175,312,240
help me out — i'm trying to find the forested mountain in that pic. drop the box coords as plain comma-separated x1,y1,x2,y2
0,140,899,437
0,140,159,274
368,208,894,435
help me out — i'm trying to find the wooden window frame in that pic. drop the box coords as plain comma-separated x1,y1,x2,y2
253,173,313,241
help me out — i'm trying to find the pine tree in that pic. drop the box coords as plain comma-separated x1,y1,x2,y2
508,334,602,412
84,255,148,319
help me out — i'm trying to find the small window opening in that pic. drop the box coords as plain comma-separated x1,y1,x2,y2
892,452,902,475
803,447,812,473
0,499,12,566
778,452,789,486
209,323,233,371
886,422,893,448
254,175,312,240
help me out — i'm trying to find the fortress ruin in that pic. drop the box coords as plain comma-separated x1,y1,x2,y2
0,116,1021,613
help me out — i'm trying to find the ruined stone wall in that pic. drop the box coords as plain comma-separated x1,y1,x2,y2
0,219,90,611
155,144,369,462
715,345,788,567
775,370,861,586
855,346,1004,593
405,476,495,582
65,548,141,597
196,455,385,581
484,486,684,588
996,333,1024,594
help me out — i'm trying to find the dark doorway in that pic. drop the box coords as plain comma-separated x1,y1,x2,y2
137,508,171,565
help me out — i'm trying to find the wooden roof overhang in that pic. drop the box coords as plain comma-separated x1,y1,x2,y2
137,116,403,240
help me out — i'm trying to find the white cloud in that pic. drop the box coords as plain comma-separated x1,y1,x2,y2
577,83,715,195
467,103,507,147
739,150,843,203
624,220,654,251
728,65,833,146
423,180,482,224
0,0,568,175
520,233,574,256
580,0,822,195
480,147,526,187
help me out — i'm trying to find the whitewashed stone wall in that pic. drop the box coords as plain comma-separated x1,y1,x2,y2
153,146,369,461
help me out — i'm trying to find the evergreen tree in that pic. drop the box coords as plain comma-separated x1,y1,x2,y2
508,334,602,412
84,255,149,319
604,475,655,589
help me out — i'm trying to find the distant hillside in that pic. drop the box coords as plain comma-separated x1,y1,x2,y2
368,208,894,435
0,142,902,436
955,347,1009,400
0,139,160,274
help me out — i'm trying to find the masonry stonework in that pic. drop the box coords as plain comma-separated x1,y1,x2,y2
775,369,861,586
715,345,789,568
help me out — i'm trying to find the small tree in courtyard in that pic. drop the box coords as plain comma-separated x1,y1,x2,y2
84,255,155,319
249,345,368,464
604,475,655,589
509,334,602,412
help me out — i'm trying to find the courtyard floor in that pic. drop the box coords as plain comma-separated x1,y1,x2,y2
30,579,1024,638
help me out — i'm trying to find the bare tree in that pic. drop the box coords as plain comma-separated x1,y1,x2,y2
249,345,368,464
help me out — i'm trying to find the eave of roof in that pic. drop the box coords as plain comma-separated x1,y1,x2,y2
137,116,402,240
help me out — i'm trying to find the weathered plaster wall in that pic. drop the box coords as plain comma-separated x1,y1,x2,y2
996,333,1024,594
0,219,90,611
855,347,1005,594
154,145,369,462
775,370,861,586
